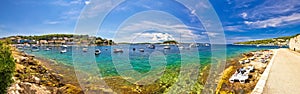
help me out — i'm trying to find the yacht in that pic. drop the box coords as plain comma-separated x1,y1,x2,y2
164,46,171,49
113,49,123,53
60,45,68,53
95,49,101,55
139,49,145,52
147,44,155,49
31,46,40,52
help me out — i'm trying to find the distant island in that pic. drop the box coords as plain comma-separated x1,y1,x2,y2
234,34,300,46
0,34,115,46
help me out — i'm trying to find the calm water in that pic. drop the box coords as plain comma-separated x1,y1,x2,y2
24,44,280,77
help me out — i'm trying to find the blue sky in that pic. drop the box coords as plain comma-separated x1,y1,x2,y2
0,0,300,43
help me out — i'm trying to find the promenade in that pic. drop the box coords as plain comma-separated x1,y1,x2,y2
263,48,300,94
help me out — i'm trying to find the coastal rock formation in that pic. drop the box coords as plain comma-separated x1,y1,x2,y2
7,50,83,94
289,35,300,52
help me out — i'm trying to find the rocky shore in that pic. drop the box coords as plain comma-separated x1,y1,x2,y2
216,50,274,94
7,48,83,94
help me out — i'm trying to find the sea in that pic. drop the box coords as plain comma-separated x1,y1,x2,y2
23,44,280,77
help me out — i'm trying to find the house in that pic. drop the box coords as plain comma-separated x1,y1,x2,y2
40,40,48,44
289,35,300,52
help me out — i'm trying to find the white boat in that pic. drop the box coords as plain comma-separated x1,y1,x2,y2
95,49,101,55
62,45,68,48
45,47,51,51
139,49,144,52
83,47,88,52
147,44,155,49
113,49,123,53
205,43,210,47
189,43,198,48
31,46,40,52
17,46,24,52
178,46,184,49
60,49,67,53
164,46,171,49
60,45,68,53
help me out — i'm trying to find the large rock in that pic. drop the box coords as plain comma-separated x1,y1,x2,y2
289,35,300,52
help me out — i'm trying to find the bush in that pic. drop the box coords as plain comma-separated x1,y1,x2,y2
0,42,15,93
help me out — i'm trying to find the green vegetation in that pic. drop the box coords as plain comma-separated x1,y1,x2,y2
163,40,178,44
234,34,299,45
2,34,115,45
234,39,275,45
0,42,15,93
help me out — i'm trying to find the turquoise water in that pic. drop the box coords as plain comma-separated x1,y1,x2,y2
24,44,280,77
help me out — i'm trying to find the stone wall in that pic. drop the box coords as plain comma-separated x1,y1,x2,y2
289,35,300,52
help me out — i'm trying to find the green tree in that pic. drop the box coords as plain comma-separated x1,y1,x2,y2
0,42,15,93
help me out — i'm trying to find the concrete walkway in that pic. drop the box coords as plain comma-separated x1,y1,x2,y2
263,48,300,94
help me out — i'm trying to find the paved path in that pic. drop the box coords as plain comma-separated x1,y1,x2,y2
263,48,300,94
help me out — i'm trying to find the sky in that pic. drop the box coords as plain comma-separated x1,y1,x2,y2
0,0,300,43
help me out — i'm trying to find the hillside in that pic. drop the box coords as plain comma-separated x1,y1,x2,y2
234,34,299,45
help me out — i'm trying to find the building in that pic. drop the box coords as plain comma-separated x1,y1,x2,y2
289,35,300,52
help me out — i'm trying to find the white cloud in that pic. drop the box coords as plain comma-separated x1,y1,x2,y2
133,32,175,43
43,20,62,25
224,25,245,32
240,0,300,19
240,12,247,19
84,1,91,5
52,0,83,6
244,13,300,28
201,32,219,37
227,37,256,43
112,21,207,43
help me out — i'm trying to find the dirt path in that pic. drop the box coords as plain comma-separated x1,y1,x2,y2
263,48,300,94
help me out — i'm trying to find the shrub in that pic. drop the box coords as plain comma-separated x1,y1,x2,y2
0,42,15,94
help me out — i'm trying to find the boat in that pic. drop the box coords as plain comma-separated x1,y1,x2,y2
45,47,51,51
17,46,24,52
133,48,136,51
31,46,40,52
178,46,184,49
164,46,171,49
60,49,67,53
139,49,144,52
95,49,101,55
24,45,31,50
82,47,88,52
60,45,68,53
189,43,198,48
205,43,210,47
147,44,155,49
62,45,68,48
113,49,123,53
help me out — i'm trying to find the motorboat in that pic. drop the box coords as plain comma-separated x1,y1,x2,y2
205,43,210,47
113,49,123,53
45,47,51,51
189,43,198,48
60,49,67,53
31,46,40,52
139,49,144,52
60,45,68,53
178,46,184,49
147,44,155,49
95,49,101,55
17,46,24,52
83,47,88,52
164,46,171,49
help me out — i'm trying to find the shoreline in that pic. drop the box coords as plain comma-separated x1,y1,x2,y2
216,49,275,93
8,45,278,93
8,48,83,94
